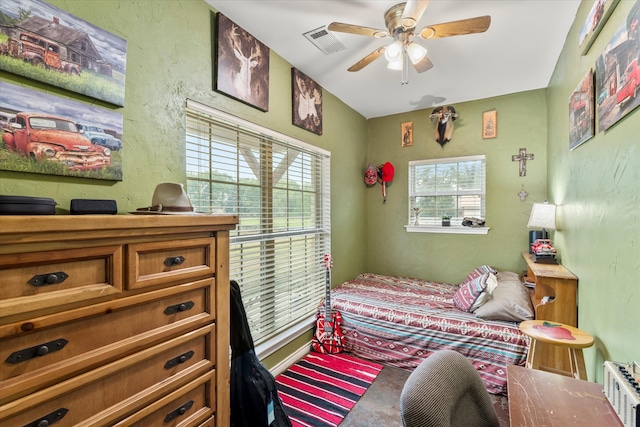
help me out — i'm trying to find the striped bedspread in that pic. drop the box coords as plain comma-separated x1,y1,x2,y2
323,273,529,395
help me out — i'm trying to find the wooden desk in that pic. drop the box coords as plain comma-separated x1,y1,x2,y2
507,365,622,427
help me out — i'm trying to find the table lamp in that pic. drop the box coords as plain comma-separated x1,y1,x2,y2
527,202,556,253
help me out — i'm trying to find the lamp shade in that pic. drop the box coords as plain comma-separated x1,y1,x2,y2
384,40,403,62
406,42,427,63
527,202,557,230
387,58,403,70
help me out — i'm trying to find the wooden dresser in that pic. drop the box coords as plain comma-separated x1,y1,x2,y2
0,214,237,427
522,252,578,375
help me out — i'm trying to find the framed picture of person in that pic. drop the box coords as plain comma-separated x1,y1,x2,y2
214,13,269,111
292,67,322,135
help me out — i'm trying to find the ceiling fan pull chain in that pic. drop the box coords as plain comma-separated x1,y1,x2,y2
401,51,409,85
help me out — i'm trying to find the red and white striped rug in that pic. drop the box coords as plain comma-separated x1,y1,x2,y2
275,352,383,427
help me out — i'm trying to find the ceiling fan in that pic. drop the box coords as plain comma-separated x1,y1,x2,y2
328,0,491,84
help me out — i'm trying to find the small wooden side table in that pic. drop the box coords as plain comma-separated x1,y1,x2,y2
519,319,594,380
521,252,578,375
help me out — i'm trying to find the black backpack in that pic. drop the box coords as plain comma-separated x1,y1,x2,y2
230,280,292,427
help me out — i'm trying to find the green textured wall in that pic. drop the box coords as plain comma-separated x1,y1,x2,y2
2,0,638,379
365,90,549,284
0,0,368,285
547,0,639,382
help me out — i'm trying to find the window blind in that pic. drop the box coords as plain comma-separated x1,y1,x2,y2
409,155,486,226
185,100,331,345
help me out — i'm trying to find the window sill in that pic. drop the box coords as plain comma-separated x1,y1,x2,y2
254,315,316,360
405,225,490,234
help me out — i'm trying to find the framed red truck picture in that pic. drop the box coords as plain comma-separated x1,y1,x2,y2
595,0,640,132
0,81,123,181
0,0,127,106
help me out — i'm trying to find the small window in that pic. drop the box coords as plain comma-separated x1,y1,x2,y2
408,155,486,230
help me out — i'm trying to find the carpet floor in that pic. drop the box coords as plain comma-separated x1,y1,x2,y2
337,361,510,427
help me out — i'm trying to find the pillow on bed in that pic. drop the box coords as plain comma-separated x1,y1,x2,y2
473,271,535,322
453,272,490,312
460,265,497,287
469,272,498,311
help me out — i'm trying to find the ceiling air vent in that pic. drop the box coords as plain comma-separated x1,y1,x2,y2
303,26,347,55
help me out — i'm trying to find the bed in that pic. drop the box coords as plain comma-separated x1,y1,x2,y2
321,267,535,395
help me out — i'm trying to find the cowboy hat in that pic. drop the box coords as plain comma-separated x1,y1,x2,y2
131,182,200,215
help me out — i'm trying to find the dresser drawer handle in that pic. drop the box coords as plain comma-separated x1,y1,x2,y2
163,301,195,315
164,255,185,266
28,272,69,287
23,407,68,427
163,399,194,423
164,350,195,369
6,339,69,364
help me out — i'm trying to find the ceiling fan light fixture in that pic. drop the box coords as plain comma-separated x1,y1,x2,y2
406,42,427,64
387,58,403,70
384,40,403,62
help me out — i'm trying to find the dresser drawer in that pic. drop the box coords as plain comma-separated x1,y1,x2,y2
127,238,215,290
0,326,214,426
0,279,214,402
115,374,215,427
0,246,122,319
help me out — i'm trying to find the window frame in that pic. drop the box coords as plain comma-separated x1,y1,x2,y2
185,100,331,355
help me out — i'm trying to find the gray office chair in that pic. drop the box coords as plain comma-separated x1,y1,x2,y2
400,350,500,427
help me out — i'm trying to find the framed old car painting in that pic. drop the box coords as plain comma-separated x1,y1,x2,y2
595,0,640,131
569,69,594,150
214,12,269,112
578,0,621,55
0,0,127,106
0,81,123,181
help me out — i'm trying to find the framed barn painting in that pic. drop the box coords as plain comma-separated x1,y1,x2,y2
0,0,127,106
578,0,621,55
0,81,123,181
292,68,323,135
569,69,594,150
595,0,640,132
214,13,269,112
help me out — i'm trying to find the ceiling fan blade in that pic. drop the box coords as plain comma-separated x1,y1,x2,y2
328,22,389,38
412,54,434,73
401,0,430,29
419,15,491,39
347,46,386,72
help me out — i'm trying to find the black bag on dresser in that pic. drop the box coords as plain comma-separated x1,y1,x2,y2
230,280,292,427
0,195,56,215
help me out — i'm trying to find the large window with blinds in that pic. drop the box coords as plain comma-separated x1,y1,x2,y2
409,155,486,227
185,100,331,347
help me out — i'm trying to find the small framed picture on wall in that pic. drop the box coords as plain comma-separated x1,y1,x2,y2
482,109,497,139
402,121,413,147
292,68,323,135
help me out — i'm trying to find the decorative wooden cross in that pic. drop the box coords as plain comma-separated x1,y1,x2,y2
512,148,534,177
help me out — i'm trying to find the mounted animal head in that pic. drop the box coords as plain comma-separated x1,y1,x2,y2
429,105,458,146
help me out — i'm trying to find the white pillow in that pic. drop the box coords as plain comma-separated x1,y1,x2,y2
470,272,498,311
